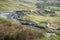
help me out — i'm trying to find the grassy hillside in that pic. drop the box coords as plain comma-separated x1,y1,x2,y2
0,0,37,11
0,18,60,40
46,6,60,11
0,18,44,40
0,0,60,40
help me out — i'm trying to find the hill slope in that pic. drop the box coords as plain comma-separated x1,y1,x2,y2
0,0,37,11
0,18,44,40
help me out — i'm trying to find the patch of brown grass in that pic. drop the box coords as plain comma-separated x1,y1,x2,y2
0,18,44,40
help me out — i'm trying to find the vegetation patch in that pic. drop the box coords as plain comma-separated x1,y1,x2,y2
0,18,44,40
46,6,60,11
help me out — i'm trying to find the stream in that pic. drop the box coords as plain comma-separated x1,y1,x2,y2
0,11,57,37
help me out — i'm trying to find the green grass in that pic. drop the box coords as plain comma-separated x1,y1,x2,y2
46,6,60,11
0,0,37,11
21,14,60,29
0,4,37,11
49,36,60,40
21,15,46,28
41,36,60,40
